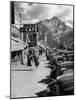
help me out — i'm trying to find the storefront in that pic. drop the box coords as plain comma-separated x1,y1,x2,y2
20,24,39,47
11,36,26,65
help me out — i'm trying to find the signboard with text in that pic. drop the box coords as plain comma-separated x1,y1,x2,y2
20,24,39,32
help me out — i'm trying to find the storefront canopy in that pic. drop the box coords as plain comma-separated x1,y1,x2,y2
11,37,24,52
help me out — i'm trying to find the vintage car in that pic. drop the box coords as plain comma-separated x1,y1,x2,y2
45,61,74,96
45,68,74,96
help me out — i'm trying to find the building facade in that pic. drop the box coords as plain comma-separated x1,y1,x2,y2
20,24,39,47
11,2,25,64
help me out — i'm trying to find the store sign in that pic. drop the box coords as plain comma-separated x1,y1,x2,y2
20,24,39,32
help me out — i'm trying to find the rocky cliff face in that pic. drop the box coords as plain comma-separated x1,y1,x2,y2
36,16,73,50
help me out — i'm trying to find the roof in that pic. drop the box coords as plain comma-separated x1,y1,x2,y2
57,49,74,54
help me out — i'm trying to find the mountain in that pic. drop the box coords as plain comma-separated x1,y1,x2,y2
36,16,73,50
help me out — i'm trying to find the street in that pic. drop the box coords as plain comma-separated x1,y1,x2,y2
11,53,51,98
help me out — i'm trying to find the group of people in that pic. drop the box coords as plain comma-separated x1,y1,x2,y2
26,47,39,68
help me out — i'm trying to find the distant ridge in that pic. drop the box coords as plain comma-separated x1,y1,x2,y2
36,16,73,50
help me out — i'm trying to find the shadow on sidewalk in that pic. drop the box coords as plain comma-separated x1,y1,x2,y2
35,89,56,97
35,89,47,97
45,65,51,69
45,65,55,70
12,69,34,71
38,78,51,84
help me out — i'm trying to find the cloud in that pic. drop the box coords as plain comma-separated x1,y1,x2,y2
67,20,73,25
27,4,49,19
22,19,39,24
28,2,34,6
56,6,73,20
56,8,70,18
14,2,25,12
14,2,73,26
66,20,73,27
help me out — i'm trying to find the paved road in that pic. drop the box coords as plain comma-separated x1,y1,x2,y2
11,54,51,98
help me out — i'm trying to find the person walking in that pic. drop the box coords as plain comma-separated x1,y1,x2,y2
27,48,32,67
34,52,39,68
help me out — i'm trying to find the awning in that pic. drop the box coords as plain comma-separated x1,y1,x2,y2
11,37,24,52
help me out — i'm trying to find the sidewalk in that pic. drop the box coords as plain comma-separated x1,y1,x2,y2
11,54,51,98
11,59,36,71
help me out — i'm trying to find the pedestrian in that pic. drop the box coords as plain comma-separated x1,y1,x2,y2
34,54,39,68
27,48,32,67
27,54,32,66
39,48,42,55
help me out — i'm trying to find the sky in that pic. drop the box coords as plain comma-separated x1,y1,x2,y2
14,2,73,27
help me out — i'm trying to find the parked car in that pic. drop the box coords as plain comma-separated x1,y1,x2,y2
46,69,74,96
